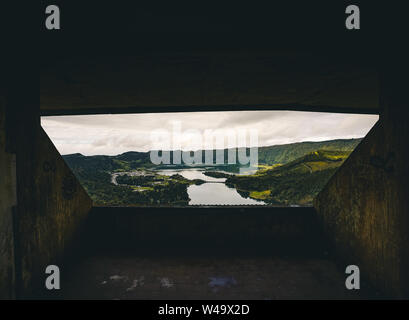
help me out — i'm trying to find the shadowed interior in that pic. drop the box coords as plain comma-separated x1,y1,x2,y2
1,45,408,299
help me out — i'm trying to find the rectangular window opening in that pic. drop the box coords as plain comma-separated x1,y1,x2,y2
41,110,378,207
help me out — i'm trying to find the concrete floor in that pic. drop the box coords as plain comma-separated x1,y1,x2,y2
54,255,368,300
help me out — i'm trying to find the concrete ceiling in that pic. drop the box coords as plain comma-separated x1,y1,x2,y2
40,51,379,116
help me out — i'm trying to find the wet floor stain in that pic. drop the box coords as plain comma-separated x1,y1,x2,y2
159,277,174,288
58,257,368,300
208,277,237,288
109,275,127,281
126,276,145,292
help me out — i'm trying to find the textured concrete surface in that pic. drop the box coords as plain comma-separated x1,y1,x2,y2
5,48,406,299
40,52,378,115
315,71,409,298
10,111,93,297
0,100,17,299
47,255,370,300
86,207,327,257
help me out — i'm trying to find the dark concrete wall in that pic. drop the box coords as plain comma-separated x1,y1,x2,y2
0,99,16,299
314,71,409,298
41,53,378,115
85,206,327,257
8,99,93,298
14,126,92,297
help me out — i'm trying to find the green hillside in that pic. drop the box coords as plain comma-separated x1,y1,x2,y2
62,138,360,206
63,152,152,172
225,150,351,206
63,138,361,171
257,138,361,165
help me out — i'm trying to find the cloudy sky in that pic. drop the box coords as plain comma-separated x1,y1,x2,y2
41,111,378,156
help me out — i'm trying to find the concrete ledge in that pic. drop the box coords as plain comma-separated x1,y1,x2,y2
85,206,326,257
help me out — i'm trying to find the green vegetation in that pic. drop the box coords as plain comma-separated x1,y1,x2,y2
226,150,351,205
257,138,361,165
63,154,193,206
62,138,361,206
249,190,271,200
202,171,232,179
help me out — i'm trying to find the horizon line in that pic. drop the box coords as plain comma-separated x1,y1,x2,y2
61,136,363,157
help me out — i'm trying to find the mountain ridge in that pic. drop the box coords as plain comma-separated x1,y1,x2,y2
61,138,361,206
63,138,362,167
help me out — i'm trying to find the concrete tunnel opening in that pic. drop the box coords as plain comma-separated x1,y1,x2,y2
1,50,408,300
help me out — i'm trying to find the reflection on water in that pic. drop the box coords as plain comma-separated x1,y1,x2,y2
156,168,265,206
187,183,264,205
156,169,225,182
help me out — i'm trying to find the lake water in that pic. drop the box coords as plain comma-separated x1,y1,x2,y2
156,169,265,205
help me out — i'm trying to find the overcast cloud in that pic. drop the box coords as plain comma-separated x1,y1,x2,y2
41,111,379,156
